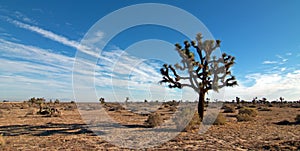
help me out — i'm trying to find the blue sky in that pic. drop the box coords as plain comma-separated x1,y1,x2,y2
0,1,300,102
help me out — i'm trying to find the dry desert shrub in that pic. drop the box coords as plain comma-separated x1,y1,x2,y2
184,112,201,132
174,108,200,132
145,113,163,128
238,107,257,117
237,107,257,122
203,112,226,125
237,114,253,122
106,103,125,111
223,105,236,113
258,107,272,111
295,114,300,124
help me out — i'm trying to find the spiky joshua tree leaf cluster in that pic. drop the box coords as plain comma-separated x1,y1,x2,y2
160,33,238,121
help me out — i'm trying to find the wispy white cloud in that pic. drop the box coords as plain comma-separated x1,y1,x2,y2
7,18,100,58
262,60,277,64
286,52,292,56
0,37,177,101
276,54,288,63
14,11,37,24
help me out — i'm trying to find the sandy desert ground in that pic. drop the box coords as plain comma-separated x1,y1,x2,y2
0,101,299,150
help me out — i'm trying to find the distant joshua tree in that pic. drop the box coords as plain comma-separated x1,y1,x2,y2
99,97,105,104
279,97,284,103
160,33,238,121
236,97,240,104
125,97,129,103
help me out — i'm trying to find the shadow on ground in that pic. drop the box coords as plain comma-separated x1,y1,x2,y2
0,123,103,136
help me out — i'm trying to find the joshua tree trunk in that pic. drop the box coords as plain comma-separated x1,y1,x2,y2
198,91,205,121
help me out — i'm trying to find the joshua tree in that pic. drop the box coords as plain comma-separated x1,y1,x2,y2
236,97,240,104
99,97,105,104
279,97,284,103
125,97,129,104
159,33,237,121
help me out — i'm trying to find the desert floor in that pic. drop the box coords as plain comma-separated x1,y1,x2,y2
0,102,299,150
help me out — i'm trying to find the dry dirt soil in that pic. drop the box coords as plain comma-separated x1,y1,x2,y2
0,102,299,151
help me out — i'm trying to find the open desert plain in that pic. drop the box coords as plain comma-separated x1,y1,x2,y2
1,1,300,151
0,101,299,150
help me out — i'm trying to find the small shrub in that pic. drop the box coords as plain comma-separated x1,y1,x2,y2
169,106,177,112
99,98,105,104
295,114,300,124
162,100,179,107
214,113,226,125
145,113,163,128
37,104,61,117
236,105,244,109
54,99,60,104
238,107,257,117
223,105,236,113
64,105,76,111
203,112,226,125
258,107,272,111
183,113,201,132
174,108,200,132
237,114,253,122
107,103,125,111
0,134,5,147
248,105,256,108
70,101,75,104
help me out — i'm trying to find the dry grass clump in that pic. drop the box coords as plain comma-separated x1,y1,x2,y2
203,112,226,125
295,114,300,124
174,108,200,132
258,107,272,111
105,103,125,111
237,107,258,122
37,105,61,117
0,134,5,147
238,107,257,117
237,114,253,122
223,105,236,113
184,113,201,132
145,113,163,128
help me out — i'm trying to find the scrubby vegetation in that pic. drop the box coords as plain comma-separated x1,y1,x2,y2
295,114,300,124
145,113,163,128
37,104,61,117
238,107,258,117
203,112,226,125
222,105,236,113
237,113,253,122
174,108,201,132
104,103,125,111
257,107,272,111
237,107,258,122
